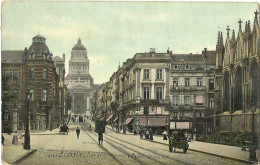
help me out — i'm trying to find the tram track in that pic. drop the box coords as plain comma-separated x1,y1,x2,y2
79,123,124,165
80,123,169,165
82,122,191,165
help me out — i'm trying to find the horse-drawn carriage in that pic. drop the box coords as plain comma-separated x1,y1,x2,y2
59,123,69,135
169,131,189,153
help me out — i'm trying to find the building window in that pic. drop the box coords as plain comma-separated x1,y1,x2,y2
209,79,214,90
13,70,18,81
156,87,163,100
156,69,163,80
30,68,34,78
173,78,178,88
43,69,48,79
209,98,214,110
42,89,47,102
197,78,202,87
143,87,150,100
144,106,149,115
13,89,18,99
29,90,34,101
144,69,150,80
186,64,189,69
175,65,178,69
173,96,178,106
4,71,10,80
184,96,190,106
196,95,204,105
185,78,190,87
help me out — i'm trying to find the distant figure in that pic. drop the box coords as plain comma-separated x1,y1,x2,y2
139,131,143,139
145,129,150,139
89,124,92,130
76,127,80,139
162,130,168,140
2,134,5,145
98,132,103,145
123,127,126,134
149,128,153,141
12,131,18,145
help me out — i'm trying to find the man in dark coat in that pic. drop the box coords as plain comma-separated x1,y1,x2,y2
76,127,80,139
98,132,103,145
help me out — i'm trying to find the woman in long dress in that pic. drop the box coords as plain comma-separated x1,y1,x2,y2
162,130,167,140
12,131,18,145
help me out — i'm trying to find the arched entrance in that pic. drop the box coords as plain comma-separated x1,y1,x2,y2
223,72,230,111
251,61,259,107
234,67,243,110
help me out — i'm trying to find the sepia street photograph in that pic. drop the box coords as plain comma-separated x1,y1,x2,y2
1,1,260,164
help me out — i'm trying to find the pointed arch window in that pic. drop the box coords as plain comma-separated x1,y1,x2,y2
234,67,242,110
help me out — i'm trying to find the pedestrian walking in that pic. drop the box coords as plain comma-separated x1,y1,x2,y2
98,132,103,145
149,128,153,141
89,124,92,131
12,131,18,145
139,130,143,139
76,127,80,139
162,130,168,140
145,129,149,139
2,134,5,145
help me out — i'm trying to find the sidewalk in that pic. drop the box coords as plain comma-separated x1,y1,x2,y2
1,133,36,164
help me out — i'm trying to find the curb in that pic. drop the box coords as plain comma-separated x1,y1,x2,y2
148,139,255,164
11,148,37,164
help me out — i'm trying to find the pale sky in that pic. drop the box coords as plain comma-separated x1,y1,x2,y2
1,2,259,84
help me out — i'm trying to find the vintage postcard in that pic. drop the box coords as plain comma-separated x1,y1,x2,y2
1,1,259,165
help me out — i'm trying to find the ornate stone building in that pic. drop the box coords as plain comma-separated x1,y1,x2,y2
65,38,99,119
169,49,216,135
214,11,260,134
2,34,65,132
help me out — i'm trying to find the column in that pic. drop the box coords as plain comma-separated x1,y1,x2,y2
165,68,170,100
135,68,141,100
12,108,18,132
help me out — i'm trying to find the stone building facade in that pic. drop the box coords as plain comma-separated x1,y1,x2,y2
2,34,65,132
214,11,260,134
65,38,99,120
169,50,216,135
97,49,172,134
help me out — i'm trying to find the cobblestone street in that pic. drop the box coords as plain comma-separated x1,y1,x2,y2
18,122,247,165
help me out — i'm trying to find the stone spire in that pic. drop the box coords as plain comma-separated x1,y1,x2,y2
226,25,230,38
216,31,220,50
254,10,259,23
220,32,223,46
238,19,243,31
248,20,251,33
245,21,248,33
232,30,235,41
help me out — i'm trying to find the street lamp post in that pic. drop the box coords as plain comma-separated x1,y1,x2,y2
24,89,31,149
8,106,11,134
249,103,258,161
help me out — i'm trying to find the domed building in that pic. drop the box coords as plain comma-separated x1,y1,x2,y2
65,38,99,120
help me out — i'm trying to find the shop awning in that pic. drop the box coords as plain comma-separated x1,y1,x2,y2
170,122,190,129
148,117,166,127
123,118,129,125
125,117,133,125
137,117,166,127
113,117,118,123
106,115,113,121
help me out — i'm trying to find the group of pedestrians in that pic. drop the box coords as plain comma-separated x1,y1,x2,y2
75,125,103,145
139,128,153,141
